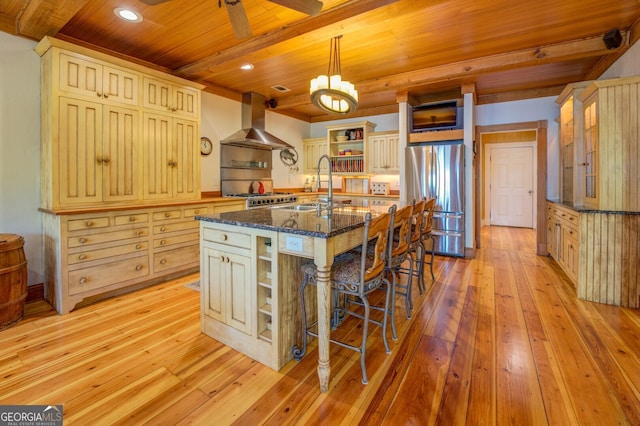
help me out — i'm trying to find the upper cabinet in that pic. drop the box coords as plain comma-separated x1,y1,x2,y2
577,76,640,211
368,131,399,174
142,77,199,119
325,121,376,175
555,81,591,205
37,37,203,211
58,53,139,106
302,137,328,174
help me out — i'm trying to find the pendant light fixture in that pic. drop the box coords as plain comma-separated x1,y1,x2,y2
310,35,358,114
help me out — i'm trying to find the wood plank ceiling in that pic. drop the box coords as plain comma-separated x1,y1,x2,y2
2,0,640,122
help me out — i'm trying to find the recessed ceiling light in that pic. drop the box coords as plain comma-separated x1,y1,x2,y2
240,64,254,70
114,8,143,23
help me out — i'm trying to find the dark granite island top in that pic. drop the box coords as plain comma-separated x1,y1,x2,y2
195,202,398,238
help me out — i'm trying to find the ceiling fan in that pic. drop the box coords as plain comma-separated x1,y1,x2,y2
140,0,323,39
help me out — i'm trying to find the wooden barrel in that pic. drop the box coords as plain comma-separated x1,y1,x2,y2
0,234,28,329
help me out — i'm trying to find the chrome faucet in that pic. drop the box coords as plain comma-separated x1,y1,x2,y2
316,154,333,215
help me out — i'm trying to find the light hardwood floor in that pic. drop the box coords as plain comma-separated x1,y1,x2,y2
1,226,639,425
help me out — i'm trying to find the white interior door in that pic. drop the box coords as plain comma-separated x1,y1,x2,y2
489,145,534,227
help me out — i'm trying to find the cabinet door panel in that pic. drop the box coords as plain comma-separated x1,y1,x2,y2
59,97,103,205
173,86,199,118
227,252,252,335
103,105,139,202
59,53,102,98
102,66,139,106
143,77,172,113
173,118,199,199
142,113,173,199
202,246,225,321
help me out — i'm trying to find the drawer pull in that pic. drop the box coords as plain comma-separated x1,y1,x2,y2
222,234,228,241
160,259,166,265
136,244,142,249
136,264,143,271
194,209,200,214
79,238,87,244
165,212,171,218
136,230,144,236
129,216,136,222
79,277,87,284
160,239,166,245
79,254,87,260
160,227,166,232
86,221,94,227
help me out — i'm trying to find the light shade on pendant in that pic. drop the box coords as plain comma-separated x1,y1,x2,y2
310,35,358,115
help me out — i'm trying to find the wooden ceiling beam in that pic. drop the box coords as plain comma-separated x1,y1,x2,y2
273,32,628,109
174,0,400,77
585,18,639,80
17,0,90,40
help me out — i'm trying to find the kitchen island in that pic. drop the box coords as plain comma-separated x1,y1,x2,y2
195,201,396,392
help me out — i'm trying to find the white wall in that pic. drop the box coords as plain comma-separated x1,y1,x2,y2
0,32,43,285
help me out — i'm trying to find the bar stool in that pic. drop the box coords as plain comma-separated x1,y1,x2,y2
396,198,426,310
291,210,393,384
419,197,437,293
384,201,413,340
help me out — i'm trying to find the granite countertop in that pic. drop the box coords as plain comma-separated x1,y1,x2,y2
195,200,402,238
547,199,640,215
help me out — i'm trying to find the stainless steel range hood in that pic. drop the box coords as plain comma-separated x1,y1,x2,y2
221,92,293,150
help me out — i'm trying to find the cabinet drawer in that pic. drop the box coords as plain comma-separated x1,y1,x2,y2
68,255,149,295
67,216,110,231
153,210,182,221
68,227,148,248
153,244,199,272
114,213,149,226
203,227,251,248
153,220,199,234
184,205,209,217
68,241,148,265
154,232,199,249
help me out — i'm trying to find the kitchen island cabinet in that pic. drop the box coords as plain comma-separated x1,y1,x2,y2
547,200,640,308
196,200,398,390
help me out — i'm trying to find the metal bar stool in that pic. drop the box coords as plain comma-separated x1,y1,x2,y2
396,198,426,310
418,197,437,293
291,210,393,384
384,201,413,340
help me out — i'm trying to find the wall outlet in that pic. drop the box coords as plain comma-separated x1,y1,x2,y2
285,236,303,252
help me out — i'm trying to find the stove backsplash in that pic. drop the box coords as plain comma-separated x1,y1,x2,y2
221,144,273,196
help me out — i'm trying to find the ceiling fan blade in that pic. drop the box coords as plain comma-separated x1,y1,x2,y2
139,0,172,5
268,0,323,16
225,0,252,39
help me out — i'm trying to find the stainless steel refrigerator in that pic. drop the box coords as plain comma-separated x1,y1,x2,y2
406,140,465,257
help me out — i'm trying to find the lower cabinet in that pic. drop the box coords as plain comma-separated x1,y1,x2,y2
200,221,305,371
43,199,244,314
547,202,579,287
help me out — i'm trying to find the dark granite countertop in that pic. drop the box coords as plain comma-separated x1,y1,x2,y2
547,199,640,215
195,201,401,238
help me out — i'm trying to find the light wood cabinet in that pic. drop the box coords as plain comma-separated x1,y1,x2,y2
368,131,399,173
37,36,203,210
43,200,244,314
547,202,579,287
555,82,591,205
58,97,139,206
302,137,328,174
142,76,199,119
577,76,640,211
200,221,305,370
142,113,199,200
58,52,139,106
201,244,253,335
